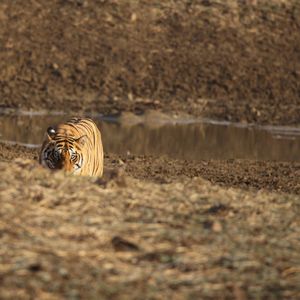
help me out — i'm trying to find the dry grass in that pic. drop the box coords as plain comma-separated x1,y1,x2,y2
0,159,299,299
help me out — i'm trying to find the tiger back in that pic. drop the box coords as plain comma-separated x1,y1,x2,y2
39,117,104,177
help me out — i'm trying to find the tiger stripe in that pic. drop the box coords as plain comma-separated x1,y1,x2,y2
39,117,104,177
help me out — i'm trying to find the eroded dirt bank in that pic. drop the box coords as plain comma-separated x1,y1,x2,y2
0,0,300,124
0,159,299,299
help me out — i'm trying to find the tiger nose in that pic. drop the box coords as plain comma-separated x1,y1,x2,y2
62,147,69,154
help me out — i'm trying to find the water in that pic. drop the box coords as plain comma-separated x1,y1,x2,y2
1,111,300,161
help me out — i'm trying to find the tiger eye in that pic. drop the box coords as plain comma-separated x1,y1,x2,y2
47,127,56,138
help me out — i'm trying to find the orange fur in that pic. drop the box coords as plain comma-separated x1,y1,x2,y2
39,117,104,177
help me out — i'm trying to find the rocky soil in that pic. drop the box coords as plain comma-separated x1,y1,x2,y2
0,0,300,124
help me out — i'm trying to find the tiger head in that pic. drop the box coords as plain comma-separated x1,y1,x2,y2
40,126,87,175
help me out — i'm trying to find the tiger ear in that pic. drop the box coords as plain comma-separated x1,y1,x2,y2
46,127,56,141
76,135,87,146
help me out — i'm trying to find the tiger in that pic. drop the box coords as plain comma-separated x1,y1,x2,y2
39,117,104,177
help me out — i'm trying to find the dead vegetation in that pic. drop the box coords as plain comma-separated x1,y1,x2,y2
0,159,299,299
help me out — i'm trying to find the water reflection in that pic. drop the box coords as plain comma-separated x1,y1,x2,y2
0,114,300,161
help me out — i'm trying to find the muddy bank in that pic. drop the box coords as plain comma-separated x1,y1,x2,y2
119,155,300,195
0,159,299,299
1,142,299,194
1,0,300,125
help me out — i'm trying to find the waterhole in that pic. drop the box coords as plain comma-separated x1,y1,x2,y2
1,111,300,161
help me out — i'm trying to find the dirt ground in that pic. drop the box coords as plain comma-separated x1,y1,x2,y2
0,0,300,125
1,1,300,299
1,143,300,195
